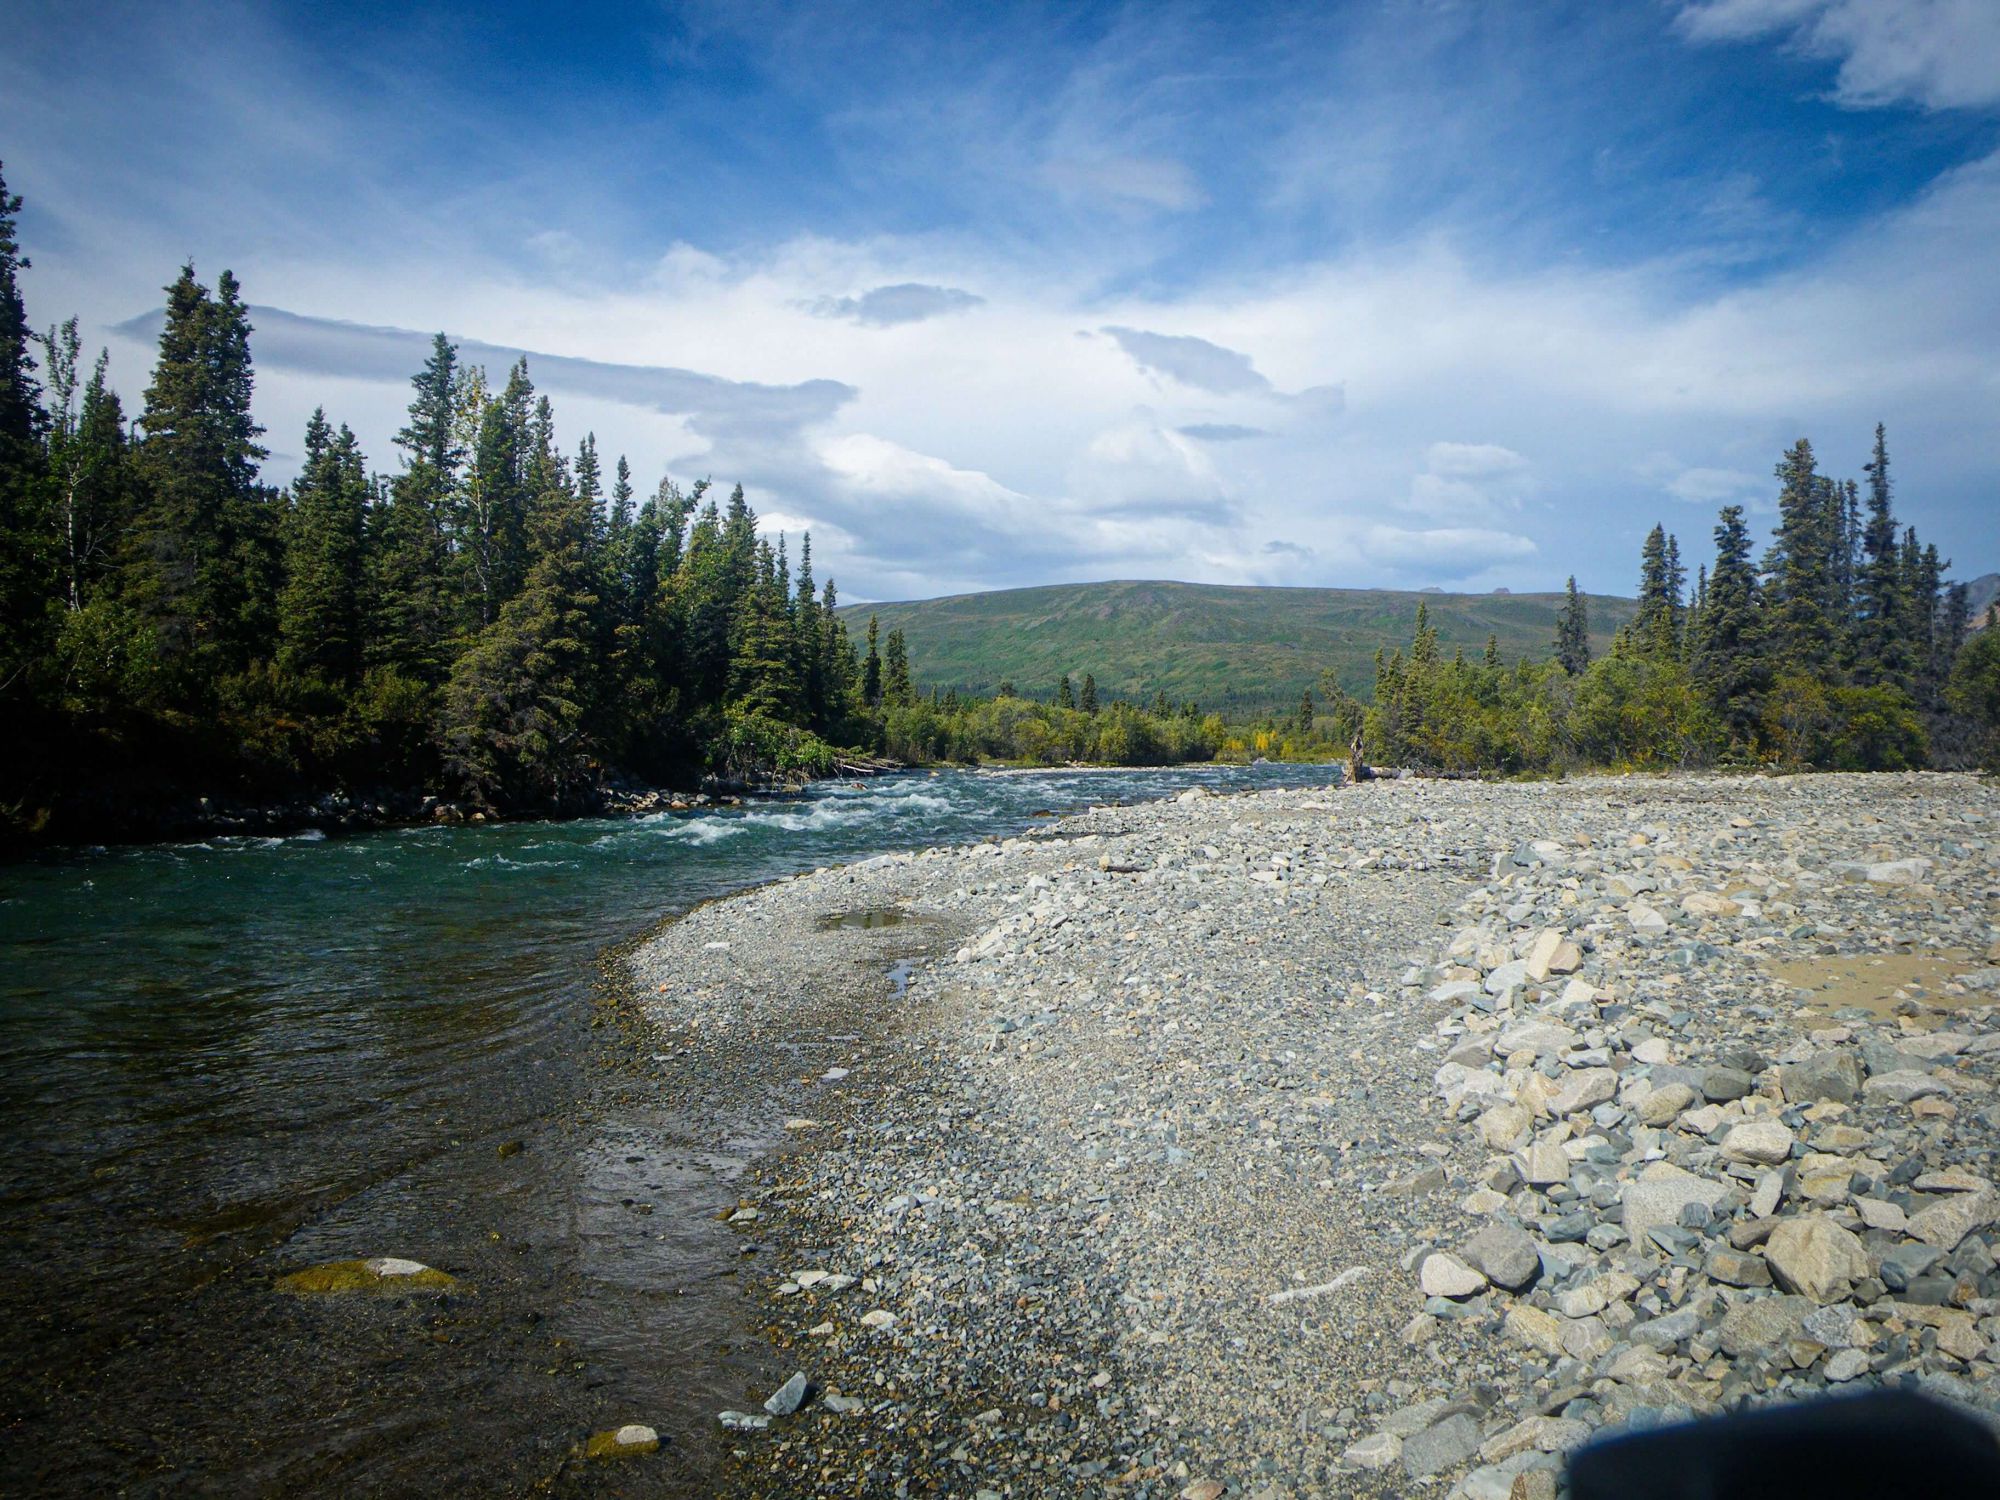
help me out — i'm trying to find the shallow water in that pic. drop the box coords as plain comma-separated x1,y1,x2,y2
0,762,1336,1494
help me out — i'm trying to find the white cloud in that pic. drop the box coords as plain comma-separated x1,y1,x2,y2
1677,0,2000,110
1399,442,1533,522
1068,420,1236,523
1359,525,1539,578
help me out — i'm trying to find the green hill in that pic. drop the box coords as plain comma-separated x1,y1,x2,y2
844,579,1639,716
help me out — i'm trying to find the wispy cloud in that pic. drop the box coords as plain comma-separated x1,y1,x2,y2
809,282,985,327
1676,0,2000,110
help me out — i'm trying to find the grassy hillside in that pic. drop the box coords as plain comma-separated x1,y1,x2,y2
845,579,1639,716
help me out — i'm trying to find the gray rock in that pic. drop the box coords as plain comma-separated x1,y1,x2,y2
1907,1188,1999,1251
1704,1248,1773,1288
1420,1251,1489,1299
1717,1294,1811,1358
1461,1223,1541,1291
1765,1216,1869,1303
1403,1412,1483,1479
1777,1052,1864,1105
1636,1083,1696,1127
1720,1119,1795,1166
1702,1068,1754,1102
763,1371,811,1416
1630,1306,1703,1350
1623,1164,1730,1240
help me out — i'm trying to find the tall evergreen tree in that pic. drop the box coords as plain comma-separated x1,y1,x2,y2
366,334,462,683
1766,438,1836,676
132,264,274,674
1080,671,1098,714
1627,525,1680,657
1554,576,1590,675
1852,423,1909,690
1691,505,1766,742
453,359,533,629
862,613,883,706
442,426,599,805
1057,672,1075,710
883,627,912,705
277,409,367,685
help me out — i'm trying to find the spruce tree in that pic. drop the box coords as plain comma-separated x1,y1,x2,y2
1766,439,1835,675
442,429,600,805
1628,525,1677,657
1853,423,1909,690
366,334,461,683
1057,673,1075,710
133,264,273,675
277,409,367,685
454,359,533,628
1554,576,1590,675
884,627,911,704
1692,505,1766,744
1080,672,1098,714
862,614,883,705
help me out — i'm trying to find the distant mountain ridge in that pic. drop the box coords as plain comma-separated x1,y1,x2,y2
843,579,1639,715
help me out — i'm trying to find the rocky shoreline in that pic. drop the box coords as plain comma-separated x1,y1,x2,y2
633,770,2000,1498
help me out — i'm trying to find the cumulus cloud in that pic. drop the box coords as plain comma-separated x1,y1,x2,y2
1398,442,1534,523
1359,525,1539,579
1676,0,2000,110
1067,420,1238,524
809,282,986,327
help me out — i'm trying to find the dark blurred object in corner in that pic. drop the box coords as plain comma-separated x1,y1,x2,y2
1569,1389,2000,1500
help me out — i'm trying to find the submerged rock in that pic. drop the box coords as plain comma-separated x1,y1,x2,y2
583,1424,659,1460
275,1257,456,1295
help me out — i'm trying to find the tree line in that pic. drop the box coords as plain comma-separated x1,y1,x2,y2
1345,428,1997,773
0,165,880,838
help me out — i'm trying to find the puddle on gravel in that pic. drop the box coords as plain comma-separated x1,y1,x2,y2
1766,949,1992,1020
814,906,913,931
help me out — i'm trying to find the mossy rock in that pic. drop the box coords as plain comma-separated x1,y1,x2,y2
276,1256,457,1295
583,1424,660,1460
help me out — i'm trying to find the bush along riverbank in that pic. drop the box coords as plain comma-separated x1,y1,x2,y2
639,770,2000,1498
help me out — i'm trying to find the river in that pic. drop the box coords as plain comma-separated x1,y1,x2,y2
0,763,1337,1496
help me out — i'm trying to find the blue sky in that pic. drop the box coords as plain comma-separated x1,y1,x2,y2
7,0,1998,599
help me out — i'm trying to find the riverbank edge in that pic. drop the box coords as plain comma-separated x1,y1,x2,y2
0,757,918,859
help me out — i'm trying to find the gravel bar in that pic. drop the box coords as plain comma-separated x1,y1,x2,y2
630,770,2000,1499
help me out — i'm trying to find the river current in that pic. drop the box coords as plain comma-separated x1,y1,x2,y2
0,763,1336,1495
